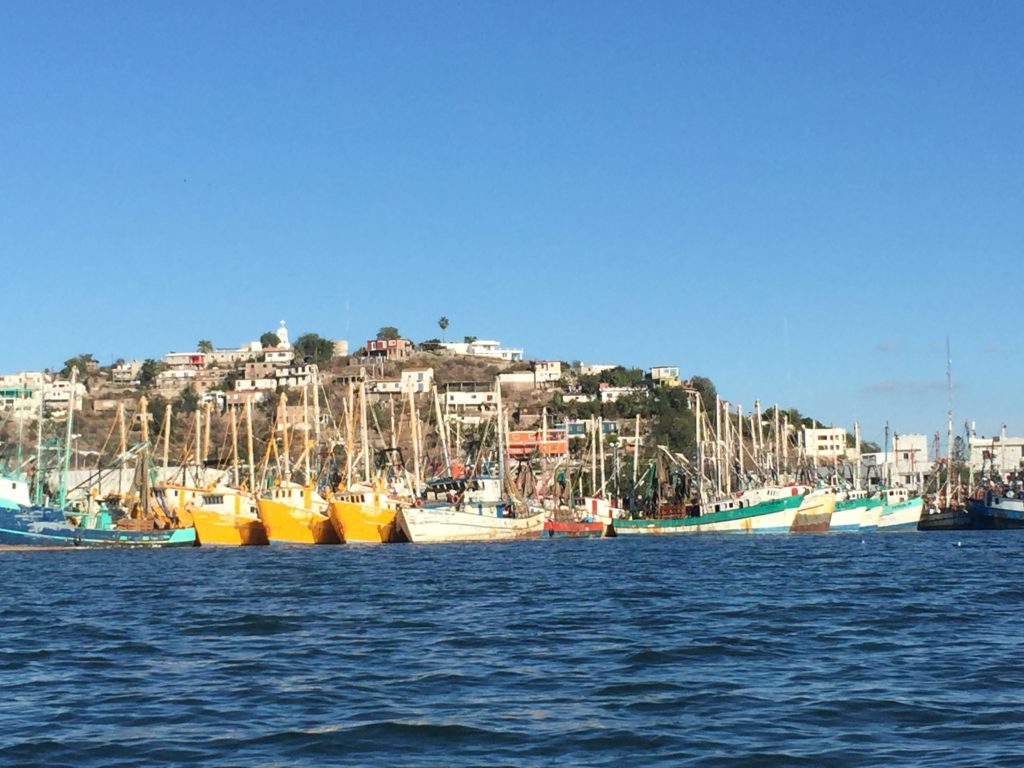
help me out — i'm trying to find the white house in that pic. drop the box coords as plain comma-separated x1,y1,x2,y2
580,364,616,376
969,430,1024,473
112,360,143,383
599,384,645,404
802,427,851,462
533,361,563,383
649,365,681,386
440,339,524,362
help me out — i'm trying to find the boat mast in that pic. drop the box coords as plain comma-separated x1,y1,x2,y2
312,365,322,478
714,395,722,496
245,396,256,490
598,412,607,497
230,404,240,487
495,380,506,490
302,381,311,484
854,421,861,491
280,393,290,480
590,415,597,497
139,395,151,518
57,368,77,510
945,337,954,506
33,389,44,505
202,401,212,483
773,405,781,483
408,386,421,491
632,414,641,487
737,403,744,485
433,385,451,476
162,402,172,472
360,379,371,479
694,391,705,504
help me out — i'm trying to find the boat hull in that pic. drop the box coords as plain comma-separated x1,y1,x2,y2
257,498,339,544
328,497,400,544
397,505,546,543
791,491,835,533
613,494,802,535
966,494,1024,529
0,506,197,548
191,508,269,546
543,521,607,538
877,497,924,531
830,498,884,532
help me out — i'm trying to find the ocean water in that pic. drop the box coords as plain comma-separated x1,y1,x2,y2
1,532,1022,767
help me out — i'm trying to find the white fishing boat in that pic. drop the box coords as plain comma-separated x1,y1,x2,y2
396,476,545,543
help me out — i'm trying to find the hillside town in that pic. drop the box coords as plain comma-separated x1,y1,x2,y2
2,320,1020,479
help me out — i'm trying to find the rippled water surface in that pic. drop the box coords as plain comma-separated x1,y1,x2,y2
2,532,1024,767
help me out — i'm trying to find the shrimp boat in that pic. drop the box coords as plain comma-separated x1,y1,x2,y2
614,484,806,535
790,486,836,532
328,482,407,544
188,486,268,546
396,476,546,543
966,484,1024,528
830,489,884,532
257,482,339,544
0,467,196,549
543,496,615,538
876,487,924,531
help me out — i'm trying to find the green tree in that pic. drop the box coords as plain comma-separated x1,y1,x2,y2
61,353,95,378
419,338,443,352
438,316,449,341
197,339,214,353
260,332,281,348
689,376,717,413
178,386,200,413
464,335,477,344
137,359,167,389
377,326,400,341
294,333,336,366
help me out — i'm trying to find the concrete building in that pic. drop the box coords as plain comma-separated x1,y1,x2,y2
366,338,414,359
507,429,569,459
968,431,1024,473
649,365,681,386
579,363,616,376
533,361,563,383
444,383,497,414
802,427,851,462
862,433,933,485
599,384,645,404
112,360,142,383
440,339,524,362
264,348,294,366
163,352,206,370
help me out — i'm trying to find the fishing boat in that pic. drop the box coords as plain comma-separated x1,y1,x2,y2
614,484,805,535
543,496,614,538
790,486,835,533
830,489,884,532
396,476,546,543
189,486,268,546
0,471,196,548
257,482,338,544
966,484,1024,529
876,487,924,531
327,482,405,544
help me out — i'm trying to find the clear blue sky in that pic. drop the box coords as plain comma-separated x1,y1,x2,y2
2,1,1022,448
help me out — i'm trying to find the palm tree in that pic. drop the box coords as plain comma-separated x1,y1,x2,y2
197,340,213,353
438,316,449,342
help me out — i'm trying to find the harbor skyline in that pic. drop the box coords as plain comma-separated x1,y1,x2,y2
2,2,1022,442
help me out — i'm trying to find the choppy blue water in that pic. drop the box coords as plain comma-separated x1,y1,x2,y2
1,532,1022,767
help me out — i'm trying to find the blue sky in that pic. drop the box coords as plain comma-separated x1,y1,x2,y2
2,1,1021,448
